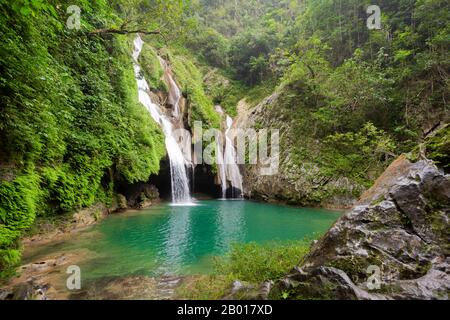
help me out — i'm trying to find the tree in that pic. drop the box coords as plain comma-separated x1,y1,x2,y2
91,0,188,38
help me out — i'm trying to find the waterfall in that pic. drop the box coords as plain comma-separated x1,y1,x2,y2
158,57,182,118
132,36,192,205
214,105,244,199
214,106,228,199
224,115,244,198
216,137,227,199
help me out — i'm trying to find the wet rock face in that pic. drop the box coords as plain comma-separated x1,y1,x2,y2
118,183,160,209
223,280,274,300
272,157,450,300
69,276,183,300
234,94,362,209
0,252,90,300
21,203,112,247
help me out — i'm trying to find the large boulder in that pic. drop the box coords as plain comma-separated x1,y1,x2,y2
271,156,450,300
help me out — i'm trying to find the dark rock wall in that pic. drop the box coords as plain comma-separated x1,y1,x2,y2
272,156,450,300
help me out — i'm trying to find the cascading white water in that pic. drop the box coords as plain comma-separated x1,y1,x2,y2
224,115,244,198
214,105,244,199
214,105,229,199
132,36,192,204
216,137,227,199
158,57,182,118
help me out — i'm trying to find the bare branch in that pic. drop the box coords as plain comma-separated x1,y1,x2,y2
89,29,161,35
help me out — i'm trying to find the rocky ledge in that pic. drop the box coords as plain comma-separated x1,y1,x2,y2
0,249,184,300
270,156,449,300
22,183,160,247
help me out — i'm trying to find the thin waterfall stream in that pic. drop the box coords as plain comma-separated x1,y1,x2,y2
158,56,182,118
215,106,244,198
132,35,192,205
224,115,244,198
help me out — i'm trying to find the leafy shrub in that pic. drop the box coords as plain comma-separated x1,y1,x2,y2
186,27,229,68
0,172,41,274
319,123,397,187
215,241,311,283
425,125,450,173
176,240,313,300
170,54,221,128
0,0,166,276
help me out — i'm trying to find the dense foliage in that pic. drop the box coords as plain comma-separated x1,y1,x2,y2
185,0,449,200
176,240,312,300
0,0,448,279
0,0,169,276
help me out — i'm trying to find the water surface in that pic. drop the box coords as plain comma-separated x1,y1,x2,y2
24,200,341,281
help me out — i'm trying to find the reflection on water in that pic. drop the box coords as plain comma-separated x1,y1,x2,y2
159,207,191,275
23,200,341,281
215,200,245,251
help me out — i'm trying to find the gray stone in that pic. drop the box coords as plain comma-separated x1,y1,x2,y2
272,157,450,300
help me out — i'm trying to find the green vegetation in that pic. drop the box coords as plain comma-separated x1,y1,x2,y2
0,0,226,279
1,0,448,286
176,275,235,300
215,241,311,283
138,43,167,93
318,123,396,188
189,0,448,141
425,124,450,172
202,68,277,116
185,0,449,205
176,240,311,300
0,0,170,277
138,35,222,128
169,53,221,128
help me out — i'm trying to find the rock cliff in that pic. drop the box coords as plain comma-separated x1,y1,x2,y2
234,93,363,209
271,156,449,300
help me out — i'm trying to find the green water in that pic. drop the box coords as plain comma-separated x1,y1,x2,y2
24,200,340,281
